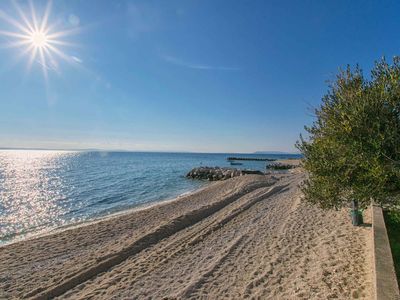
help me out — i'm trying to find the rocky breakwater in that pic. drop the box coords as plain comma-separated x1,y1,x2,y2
186,167,264,181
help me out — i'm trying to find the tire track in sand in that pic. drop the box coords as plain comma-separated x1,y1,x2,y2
63,183,288,299
25,178,279,300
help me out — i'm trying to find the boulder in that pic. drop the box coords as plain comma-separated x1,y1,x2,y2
186,166,264,181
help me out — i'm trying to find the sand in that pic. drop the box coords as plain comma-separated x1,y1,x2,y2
0,172,373,299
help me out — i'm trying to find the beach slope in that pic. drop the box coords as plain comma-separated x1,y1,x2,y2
0,173,372,299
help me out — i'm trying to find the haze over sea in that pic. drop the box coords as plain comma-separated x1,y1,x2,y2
0,150,300,245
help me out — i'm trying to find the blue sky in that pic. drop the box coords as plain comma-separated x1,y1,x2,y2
0,0,399,153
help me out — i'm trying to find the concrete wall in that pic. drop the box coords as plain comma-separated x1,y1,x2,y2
372,205,400,300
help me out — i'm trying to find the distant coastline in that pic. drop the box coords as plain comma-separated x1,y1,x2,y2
253,150,301,155
0,147,301,155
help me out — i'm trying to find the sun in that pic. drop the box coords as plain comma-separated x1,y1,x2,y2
30,31,49,48
0,1,78,79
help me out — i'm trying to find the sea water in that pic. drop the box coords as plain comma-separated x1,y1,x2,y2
0,150,300,245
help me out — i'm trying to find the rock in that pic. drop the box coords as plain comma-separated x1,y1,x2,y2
186,166,264,181
241,170,264,175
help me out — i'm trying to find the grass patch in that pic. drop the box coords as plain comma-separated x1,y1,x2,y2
383,209,400,289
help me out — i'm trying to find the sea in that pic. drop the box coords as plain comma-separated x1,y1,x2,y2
0,150,301,245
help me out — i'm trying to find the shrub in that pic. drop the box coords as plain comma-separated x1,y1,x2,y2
297,57,400,211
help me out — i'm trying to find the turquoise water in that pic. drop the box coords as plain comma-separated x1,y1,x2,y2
0,150,300,245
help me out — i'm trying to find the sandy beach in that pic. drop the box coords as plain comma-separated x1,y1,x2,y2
0,172,373,299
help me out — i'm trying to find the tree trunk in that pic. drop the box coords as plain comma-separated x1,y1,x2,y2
351,200,363,226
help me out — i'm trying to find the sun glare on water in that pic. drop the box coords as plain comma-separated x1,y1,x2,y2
0,1,78,79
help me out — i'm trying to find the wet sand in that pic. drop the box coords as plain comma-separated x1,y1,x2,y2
0,172,373,299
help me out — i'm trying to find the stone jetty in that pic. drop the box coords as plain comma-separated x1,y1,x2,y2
186,167,264,181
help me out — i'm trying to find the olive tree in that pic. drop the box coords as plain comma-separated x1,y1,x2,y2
296,57,400,225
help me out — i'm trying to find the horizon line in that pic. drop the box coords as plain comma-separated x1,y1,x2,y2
0,147,301,155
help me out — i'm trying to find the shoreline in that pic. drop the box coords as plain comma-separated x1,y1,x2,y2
0,180,212,247
0,172,373,299
1,161,300,247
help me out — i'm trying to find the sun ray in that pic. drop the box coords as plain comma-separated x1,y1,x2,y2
16,43,35,60
0,39,31,49
0,1,79,80
12,0,35,33
0,30,30,39
38,46,48,81
40,0,52,33
3,43,37,75
46,44,72,62
26,45,37,72
0,9,32,35
46,39,78,47
43,46,60,74
29,0,39,31
46,27,81,39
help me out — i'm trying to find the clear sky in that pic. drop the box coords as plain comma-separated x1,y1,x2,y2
0,0,399,153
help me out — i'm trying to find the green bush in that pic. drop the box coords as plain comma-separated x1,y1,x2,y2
297,57,400,210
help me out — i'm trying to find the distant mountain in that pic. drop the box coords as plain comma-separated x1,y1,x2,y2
253,151,300,155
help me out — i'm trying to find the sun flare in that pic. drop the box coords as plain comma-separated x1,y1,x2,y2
0,1,78,79
30,31,49,48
